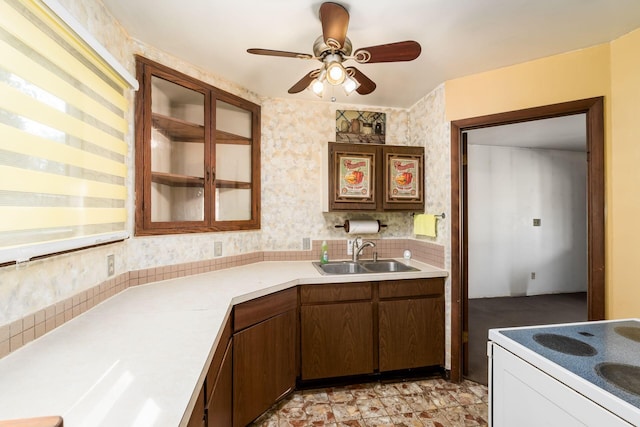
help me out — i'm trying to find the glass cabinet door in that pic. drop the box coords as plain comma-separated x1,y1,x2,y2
215,99,253,221
135,56,260,235
150,76,206,223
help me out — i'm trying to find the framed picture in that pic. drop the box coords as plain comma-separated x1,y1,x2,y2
383,146,424,210
338,155,372,199
336,110,386,144
387,156,420,199
329,142,378,210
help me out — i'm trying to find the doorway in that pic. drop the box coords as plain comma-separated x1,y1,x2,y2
449,97,605,383
465,114,589,384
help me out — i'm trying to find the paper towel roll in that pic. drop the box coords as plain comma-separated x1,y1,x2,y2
344,220,381,234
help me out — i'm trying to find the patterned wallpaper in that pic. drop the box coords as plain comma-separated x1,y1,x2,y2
409,86,451,260
0,0,452,358
409,85,453,360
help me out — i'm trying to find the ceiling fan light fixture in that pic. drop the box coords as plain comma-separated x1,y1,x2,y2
308,78,325,97
248,3,422,98
326,61,346,85
342,74,360,95
306,68,326,97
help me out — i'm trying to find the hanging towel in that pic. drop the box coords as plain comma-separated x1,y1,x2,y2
414,214,437,237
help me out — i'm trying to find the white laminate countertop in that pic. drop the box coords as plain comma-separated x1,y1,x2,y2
0,259,447,426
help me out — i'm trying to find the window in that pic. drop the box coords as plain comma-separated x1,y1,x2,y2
0,0,137,264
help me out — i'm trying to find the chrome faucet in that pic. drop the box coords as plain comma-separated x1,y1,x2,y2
352,239,376,262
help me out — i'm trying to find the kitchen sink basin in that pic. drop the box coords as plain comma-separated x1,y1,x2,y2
313,261,368,275
360,260,419,273
312,259,419,275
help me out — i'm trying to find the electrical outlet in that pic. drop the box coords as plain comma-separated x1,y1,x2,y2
214,241,222,257
347,238,362,255
531,272,536,280
302,237,311,250
533,218,541,226
107,254,115,276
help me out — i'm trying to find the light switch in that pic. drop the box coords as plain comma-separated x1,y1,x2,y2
533,218,541,226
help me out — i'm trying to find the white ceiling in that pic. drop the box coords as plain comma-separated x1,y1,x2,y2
465,114,587,152
100,0,640,109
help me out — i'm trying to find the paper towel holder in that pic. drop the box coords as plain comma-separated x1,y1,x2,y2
334,220,387,232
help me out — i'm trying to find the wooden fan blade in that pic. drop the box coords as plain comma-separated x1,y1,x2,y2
319,2,349,49
247,48,313,59
288,70,320,93
353,41,421,63
346,67,376,95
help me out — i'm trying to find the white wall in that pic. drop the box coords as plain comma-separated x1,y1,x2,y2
467,144,588,298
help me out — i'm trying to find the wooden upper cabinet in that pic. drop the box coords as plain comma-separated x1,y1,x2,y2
382,145,424,211
328,142,379,211
134,56,261,235
327,142,424,212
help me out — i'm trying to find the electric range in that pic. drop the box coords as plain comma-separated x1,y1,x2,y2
489,319,640,426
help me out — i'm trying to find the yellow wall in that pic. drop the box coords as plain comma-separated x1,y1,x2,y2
608,28,640,318
444,30,640,318
444,43,611,120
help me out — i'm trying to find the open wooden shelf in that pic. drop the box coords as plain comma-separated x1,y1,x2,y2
216,180,251,190
152,113,205,142
216,129,251,145
151,171,204,187
151,172,250,190
152,113,252,146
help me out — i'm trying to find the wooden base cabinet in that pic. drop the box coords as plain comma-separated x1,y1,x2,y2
188,314,233,427
378,279,445,372
188,279,444,427
301,302,374,380
300,279,444,382
300,282,374,381
187,393,206,427
379,298,444,371
232,289,297,427
206,339,232,427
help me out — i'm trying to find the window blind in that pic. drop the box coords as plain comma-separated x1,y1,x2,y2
0,0,137,264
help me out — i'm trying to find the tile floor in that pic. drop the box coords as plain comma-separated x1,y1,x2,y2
250,378,489,427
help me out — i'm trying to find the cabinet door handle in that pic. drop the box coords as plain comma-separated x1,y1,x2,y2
205,168,216,184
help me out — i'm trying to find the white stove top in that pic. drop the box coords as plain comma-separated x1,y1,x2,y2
489,319,640,426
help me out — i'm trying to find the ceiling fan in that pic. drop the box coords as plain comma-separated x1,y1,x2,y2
247,2,421,97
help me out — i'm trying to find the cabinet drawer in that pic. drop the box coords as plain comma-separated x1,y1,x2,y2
300,282,372,304
234,287,297,332
379,278,444,299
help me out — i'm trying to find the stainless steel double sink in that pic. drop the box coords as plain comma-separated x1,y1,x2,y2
312,259,419,275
